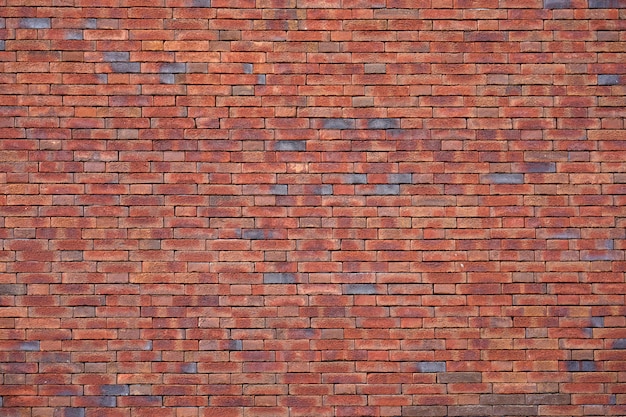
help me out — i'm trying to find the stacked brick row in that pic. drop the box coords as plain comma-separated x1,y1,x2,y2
0,0,625,416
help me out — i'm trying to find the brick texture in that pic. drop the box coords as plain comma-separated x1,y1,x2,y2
1,0,626,416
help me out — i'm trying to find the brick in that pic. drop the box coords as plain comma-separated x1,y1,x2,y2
415,361,446,373
589,0,626,7
598,74,620,85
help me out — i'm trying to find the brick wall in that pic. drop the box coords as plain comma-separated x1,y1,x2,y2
1,0,625,416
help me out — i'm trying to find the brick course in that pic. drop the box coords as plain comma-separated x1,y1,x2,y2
1,0,626,416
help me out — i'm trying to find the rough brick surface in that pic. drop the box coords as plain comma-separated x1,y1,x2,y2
1,0,626,416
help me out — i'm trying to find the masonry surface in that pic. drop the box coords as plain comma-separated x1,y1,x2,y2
1,0,625,416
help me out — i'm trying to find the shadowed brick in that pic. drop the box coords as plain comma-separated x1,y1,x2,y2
264,273,296,284
415,361,446,373
19,18,51,28
275,140,306,151
598,74,620,85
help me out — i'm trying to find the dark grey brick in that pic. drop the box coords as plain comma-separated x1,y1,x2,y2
111,62,141,73
368,118,400,129
263,273,296,284
598,74,620,85
492,405,538,416
243,63,253,74
483,173,524,184
344,174,367,184
613,338,626,349
0,284,27,295
19,341,40,351
275,140,306,151
374,184,400,195
480,394,525,405
388,173,412,184
448,405,493,416
192,0,211,6
54,408,85,417
589,0,624,7
65,30,83,40
543,0,571,8
160,74,175,85
19,18,51,29
513,162,556,173
526,393,570,405
402,406,447,416
85,19,98,29
159,63,187,74
415,361,446,373
101,385,129,396
317,185,334,195
581,360,596,372
565,360,580,371
438,372,481,383
182,362,197,373
257,74,266,85
271,184,288,195
323,118,356,129
590,316,604,328
344,284,377,295
229,340,243,351
242,229,269,240
103,52,130,62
